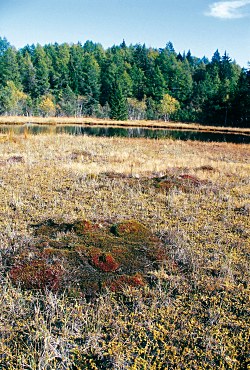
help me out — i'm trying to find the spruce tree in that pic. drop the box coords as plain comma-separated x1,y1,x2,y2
0,47,21,87
109,80,128,120
33,44,50,97
20,52,36,97
0,37,10,56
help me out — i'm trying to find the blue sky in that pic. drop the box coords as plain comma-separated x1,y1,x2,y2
0,0,249,67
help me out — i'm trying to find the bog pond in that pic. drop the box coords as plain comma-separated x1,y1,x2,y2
0,124,249,143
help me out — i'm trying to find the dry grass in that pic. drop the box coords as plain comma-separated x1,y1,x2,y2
0,115,250,135
0,132,249,369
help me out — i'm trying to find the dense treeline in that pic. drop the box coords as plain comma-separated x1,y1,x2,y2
0,37,249,127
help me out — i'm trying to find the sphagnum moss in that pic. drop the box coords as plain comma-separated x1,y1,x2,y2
0,133,249,369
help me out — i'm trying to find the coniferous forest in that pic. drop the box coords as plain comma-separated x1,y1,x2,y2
0,37,249,127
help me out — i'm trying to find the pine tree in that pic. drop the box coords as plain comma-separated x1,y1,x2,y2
81,54,101,112
146,63,166,102
45,43,70,95
33,44,50,97
68,43,86,95
20,52,36,97
109,80,128,120
100,59,117,106
211,49,221,65
0,47,21,87
129,65,146,100
0,37,10,56
57,85,76,116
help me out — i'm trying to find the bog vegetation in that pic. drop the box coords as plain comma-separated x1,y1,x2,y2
0,131,249,369
0,37,249,127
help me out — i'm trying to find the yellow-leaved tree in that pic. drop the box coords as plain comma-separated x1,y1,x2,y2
0,81,28,115
38,95,56,117
128,97,147,120
159,93,180,122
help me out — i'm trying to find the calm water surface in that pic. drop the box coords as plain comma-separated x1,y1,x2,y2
0,124,249,143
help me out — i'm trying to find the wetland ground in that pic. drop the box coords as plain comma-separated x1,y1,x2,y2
0,132,249,369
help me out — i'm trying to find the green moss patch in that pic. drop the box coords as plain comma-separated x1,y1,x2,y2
8,219,166,295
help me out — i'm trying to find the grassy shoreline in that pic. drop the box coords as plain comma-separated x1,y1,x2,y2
0,115,249,136
0,133,249,369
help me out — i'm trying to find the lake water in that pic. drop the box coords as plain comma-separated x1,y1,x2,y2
0,124,249,144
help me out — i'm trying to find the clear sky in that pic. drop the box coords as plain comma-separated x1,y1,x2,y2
0,0,249,67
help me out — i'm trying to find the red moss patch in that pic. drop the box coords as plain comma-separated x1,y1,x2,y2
9,259,63,291
8,218,167,296
109,273,145,292
72,220,99,235
90,251,120,272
